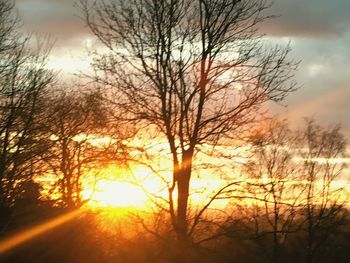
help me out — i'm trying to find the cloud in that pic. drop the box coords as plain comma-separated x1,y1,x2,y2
262,0,350,38
267,33,350,135
16,0,350,43
16,0,89,47
13,0,350,136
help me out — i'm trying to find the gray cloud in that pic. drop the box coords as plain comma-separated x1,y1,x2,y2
16,0,350,43
16,0,89,47
271,35,350,135
263,0,350,38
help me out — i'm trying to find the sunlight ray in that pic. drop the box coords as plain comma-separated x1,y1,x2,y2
0,209,83,254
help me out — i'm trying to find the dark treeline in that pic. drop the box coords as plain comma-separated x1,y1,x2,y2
0,0,349,263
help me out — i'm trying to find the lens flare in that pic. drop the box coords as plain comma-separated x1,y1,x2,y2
0,209,82,254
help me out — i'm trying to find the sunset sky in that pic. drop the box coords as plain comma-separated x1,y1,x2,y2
1,2,350,261
16,0,350,136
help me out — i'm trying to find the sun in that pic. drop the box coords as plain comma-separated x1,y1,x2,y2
81,165,160,209
86,180,149,208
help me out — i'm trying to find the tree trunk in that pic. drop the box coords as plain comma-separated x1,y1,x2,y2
173,161,193,262
177,168,191,240
175,149,194,243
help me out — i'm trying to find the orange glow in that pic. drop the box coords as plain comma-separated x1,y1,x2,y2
82,165,163,209
79,141,347,212
81,162,233,211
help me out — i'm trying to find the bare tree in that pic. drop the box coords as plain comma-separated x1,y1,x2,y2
0,1,55,226
41,89,127,208
80,0,297,243
0,1,19,54
243,119,303,263
298,120,347,263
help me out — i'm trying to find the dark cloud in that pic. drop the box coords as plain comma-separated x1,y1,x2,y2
16,0,350,42
16,0,89,47
263,0,350,38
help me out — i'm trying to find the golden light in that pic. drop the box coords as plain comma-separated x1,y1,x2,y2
86,180,149,208
81,161,233,212
82,165,162,209
77,138,348,214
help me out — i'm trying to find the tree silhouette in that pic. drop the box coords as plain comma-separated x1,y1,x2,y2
243,119,303,263
0,0,55,228
299,120,346,263
220,119,348,263
80,0,298,245
40,89,120,208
